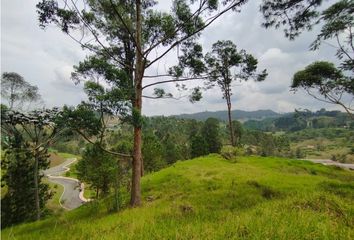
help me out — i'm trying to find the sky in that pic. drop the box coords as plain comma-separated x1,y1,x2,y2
1,0,342,116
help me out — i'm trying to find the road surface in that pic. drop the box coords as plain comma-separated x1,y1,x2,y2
303,159,354,170
44,158,87,210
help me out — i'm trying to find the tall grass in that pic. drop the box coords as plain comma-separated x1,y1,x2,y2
2,155,353,239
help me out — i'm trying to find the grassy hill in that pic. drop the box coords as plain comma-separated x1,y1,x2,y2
2,155,354,239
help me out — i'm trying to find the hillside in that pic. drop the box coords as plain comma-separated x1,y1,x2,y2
2,155,354,239
172,109,281,121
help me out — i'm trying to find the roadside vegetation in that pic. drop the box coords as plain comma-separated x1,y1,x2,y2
43,180,64,215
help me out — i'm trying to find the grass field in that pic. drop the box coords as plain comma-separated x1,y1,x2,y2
2,154,354,239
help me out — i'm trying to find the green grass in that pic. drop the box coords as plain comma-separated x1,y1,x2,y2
65,162,78,179
82,184,96,199
43,179,65,214
57,152,81,160
2,154,354,239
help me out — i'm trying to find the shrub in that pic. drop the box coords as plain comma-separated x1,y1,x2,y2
221,146,244,161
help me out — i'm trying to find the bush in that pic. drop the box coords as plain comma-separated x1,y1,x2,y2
221,146,244,161
331,154,347,163
295,147,306,159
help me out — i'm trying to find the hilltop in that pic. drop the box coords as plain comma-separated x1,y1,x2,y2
171,109,281,121
2,155,353,239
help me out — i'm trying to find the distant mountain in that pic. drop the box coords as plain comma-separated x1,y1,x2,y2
172,109,281,121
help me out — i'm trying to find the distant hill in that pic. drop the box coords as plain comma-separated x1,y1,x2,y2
172,109,281,121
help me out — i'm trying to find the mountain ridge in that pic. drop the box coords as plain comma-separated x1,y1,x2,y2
170,109,282,121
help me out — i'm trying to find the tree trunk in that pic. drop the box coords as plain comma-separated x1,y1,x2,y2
226,96,235,146
131,124,142,206
34,155,40,220
114,160,120,211
130,0,143,207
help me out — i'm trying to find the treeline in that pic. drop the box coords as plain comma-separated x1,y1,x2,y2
103,116,292,173
52,115,303,176
244,109,354,132
105,117,223,173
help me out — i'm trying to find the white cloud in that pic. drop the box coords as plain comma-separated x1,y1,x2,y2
1,0,346,116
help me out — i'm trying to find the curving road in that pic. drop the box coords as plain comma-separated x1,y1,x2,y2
44,158,88,210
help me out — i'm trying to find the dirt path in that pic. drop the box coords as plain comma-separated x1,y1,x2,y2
303,158,354,170
44,158,89,210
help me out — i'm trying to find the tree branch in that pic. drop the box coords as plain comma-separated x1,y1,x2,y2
142,95,186,100
106,0,143,58
142,76,208,90
336,33,353,61
75,129,132,157
64,0,131,69
145,0,245,68
143,0,209,56
143,74,174,78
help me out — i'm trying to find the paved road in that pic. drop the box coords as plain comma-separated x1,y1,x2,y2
44,158,85,210
303,159,354,170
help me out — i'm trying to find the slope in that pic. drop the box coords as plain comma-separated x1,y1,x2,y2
2,155,354,239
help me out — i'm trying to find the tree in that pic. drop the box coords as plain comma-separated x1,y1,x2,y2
1,72,42,110
142,131,165,172
1,138,51,228
37,0,252,206
201,118,222,153
1,108,63,223
260,0,354,117
292,61,354,118
190,134,208,158
232,120,243,146
77,143,116,198
59,83,134,209
205,40,267,146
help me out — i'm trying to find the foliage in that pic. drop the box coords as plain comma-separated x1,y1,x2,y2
244,109,353,132
260,0,354,118
1,107,64,224
241,130,291,157
204,40,267,145
201,118,222,154
1,133,51,228
36,0,255,205
142,131,165,173
190,134,209,158
1,72,42,110
260,0,323,40
292,61,353,117
310,0,354,72
175,109,280,121
76,144,117,198
220,145,244,160
232,120,243,146
143,116,196,163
